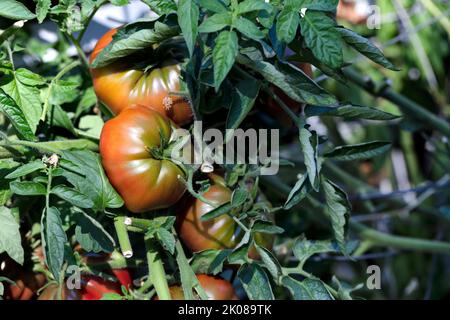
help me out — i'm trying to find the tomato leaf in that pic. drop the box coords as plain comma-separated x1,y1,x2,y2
322,178,351,254
276,8,299,44
305,104,401,121
252,220,284,234
284,173,311,209
235,0,272,15
0,206,24,265
213,30,238,89
281,276,332,300
74,211,115,253
61,150,124,211
300,10,343,69
142,0,177,15
41,206,67,282
255,245,282,280
0,0,36,20
0,89,36,141
238,263,274,300
296,0,338,12
198,12,231,33
336,27,398,71
225,77,260,134
177,0,199,57
299,127,320,191
91,21,179,68
1,68,42,135
4,160,45,179
197,0,228,13
51,185,95,209
324,141,392,161
156,228,176,255
233,17,264,39
36,0,51,23
191,249,232,275
10,181,47,196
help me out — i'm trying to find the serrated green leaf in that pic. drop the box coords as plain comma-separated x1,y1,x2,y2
10,181,46,196
177,0,199,56
234,17,264,39
305,104,401,120
197,0,227,13
0,0,36,20
0,206,24,265
142,0,177,15
282,276,332,300
293,238,340,264
296,0,338,12
324,141,392,161
213,30,238,89
191,249,231,275
299,127,319,190
300,11,343,69
74,211,115,253
255,245,282,280
236,0,271,15
5,160,45,179
0,89,36,141
337,27,397,71
156,228,176,254
15,68,46,86
51,185,95,209
238,263,274,300
322,178,351,253
41,207,67,281
276,9,299,44
252,220,284,234
284,173,311,209
198,12,231,33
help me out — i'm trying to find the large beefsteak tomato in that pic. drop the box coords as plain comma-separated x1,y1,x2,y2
100,105,187,213
90,28,192,125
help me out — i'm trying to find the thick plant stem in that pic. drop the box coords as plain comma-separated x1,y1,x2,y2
343,68,450,137
114,217,133,258
350,221,450,253
145,238,171,300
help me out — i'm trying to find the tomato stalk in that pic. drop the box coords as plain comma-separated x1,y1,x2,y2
114,217,133,258
145,238,171,300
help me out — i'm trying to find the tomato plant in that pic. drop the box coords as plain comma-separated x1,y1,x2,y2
1,0,450,303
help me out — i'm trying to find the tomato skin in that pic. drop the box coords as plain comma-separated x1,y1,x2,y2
90,28,192,125
82,276,122,300
157,275,237,300
176,174,274,257
37,276,123,300
100,106,187,213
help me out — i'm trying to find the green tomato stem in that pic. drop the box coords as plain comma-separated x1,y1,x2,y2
41,60,82,122
145,238,172,300
114,217,133,258
343,67,450,137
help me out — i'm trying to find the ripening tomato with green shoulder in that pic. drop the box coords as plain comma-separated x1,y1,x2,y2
100,105,187,213
90,28,192,125
156,274,238,300
176,174,274,258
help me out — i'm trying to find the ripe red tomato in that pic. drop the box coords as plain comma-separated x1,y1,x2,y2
176,174,274,258
90,28,192,125
100,105,187,213
157,274,237,300
37,276,123,300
